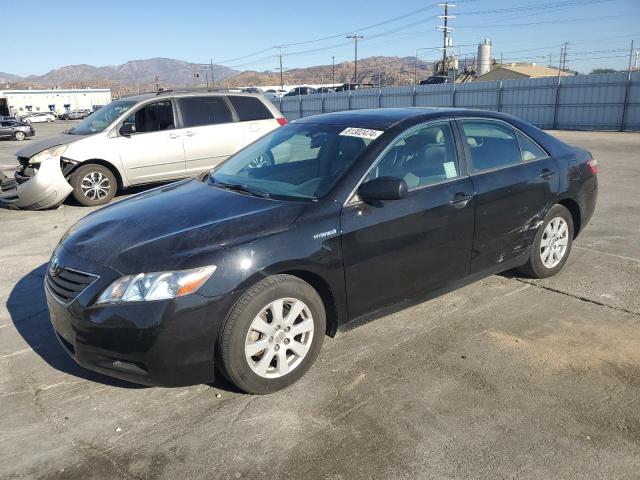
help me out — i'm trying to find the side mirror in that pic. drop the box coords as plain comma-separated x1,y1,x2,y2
357,176,408,202
119,124,136,137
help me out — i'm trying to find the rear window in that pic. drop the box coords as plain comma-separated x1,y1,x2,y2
228,96,273,121
178,96,233,127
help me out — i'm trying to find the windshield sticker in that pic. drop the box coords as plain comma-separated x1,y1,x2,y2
339,127,384,140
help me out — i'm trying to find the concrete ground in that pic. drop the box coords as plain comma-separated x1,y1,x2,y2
0,130,639,479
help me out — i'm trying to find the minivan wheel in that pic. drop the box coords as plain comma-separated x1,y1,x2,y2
519,204,574,279
70,164,117,207
218,275,326,394
14,131,26,141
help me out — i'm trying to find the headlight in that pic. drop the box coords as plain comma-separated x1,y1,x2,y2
97,266,216,304
29,145,68,165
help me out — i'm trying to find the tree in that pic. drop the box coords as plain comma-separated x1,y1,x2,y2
590,68,617,74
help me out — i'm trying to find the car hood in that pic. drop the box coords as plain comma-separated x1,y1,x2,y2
61,178,307,273
16,133,79,158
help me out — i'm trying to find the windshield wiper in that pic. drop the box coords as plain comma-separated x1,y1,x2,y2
213,180,271,199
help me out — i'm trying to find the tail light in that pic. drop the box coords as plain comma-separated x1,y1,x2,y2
276,117,288,126
587,158,598,175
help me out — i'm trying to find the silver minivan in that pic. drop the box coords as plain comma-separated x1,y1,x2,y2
0,90,286,209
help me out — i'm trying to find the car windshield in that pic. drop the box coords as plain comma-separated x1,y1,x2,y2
210,123,381,201
68,100,136,135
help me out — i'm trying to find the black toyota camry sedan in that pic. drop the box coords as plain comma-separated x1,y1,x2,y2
45,108,598,394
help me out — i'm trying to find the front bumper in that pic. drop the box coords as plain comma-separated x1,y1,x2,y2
45,246,238,387
0,157,73,209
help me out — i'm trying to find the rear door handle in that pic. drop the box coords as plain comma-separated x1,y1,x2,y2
169,133,181,139
450,192,473,208
540,168,555,179
185,131,196,137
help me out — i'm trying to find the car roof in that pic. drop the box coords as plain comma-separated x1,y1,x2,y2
120,90,268,103
292,107,517,130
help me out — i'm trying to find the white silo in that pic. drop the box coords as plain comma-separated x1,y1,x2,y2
478,39,492,77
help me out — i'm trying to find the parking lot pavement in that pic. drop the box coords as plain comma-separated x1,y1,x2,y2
0,120,80,173
1,130,639,479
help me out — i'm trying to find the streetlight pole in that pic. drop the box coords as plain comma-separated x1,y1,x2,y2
347,35,364,84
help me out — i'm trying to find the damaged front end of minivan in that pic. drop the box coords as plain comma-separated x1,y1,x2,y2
0,145,75,210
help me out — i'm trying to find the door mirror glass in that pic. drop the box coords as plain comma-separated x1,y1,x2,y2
358,176,408,202
119,123,136,136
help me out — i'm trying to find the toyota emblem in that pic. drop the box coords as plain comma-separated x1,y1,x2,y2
49,256,60,277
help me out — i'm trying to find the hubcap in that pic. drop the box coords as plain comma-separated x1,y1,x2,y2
81,171,111,200
16,132,25,140
248,155,269,169
245,298,314,379
540,216,569,269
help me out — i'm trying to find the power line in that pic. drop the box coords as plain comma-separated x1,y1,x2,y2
456,13,626,28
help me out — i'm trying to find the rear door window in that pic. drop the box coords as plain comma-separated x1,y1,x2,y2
460,120,523,172
228,96,273,121
178,96,233,127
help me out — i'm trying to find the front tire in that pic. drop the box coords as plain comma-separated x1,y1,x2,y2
519,204,574,278
69,164,117,207
14,131,26,141
219,275,326,394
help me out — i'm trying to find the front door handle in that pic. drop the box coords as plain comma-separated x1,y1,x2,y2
169,133,181,139
540,168,555,179
450,192,473,208
185,131,196,137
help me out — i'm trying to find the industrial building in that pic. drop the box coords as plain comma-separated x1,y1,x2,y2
476,64,573,82
0,88,112,117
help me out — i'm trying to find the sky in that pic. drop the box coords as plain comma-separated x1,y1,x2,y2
1,0,639,77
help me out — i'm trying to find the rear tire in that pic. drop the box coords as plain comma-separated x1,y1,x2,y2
519,204,574,278
69,164,117,207
14,131,25,141
218,275,326,394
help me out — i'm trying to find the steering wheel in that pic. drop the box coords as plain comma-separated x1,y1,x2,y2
247,150,275,169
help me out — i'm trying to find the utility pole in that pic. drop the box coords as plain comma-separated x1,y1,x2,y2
437,2,456,76
211,59,215,88
627,40,635,75
155,75,159,91
347,34,364,84
277,46,284,90
560,42,569,71
332,56,335,86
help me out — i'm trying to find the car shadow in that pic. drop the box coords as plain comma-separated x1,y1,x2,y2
8,264,241,393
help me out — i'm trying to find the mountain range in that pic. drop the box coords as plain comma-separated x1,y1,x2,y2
2,56,435,94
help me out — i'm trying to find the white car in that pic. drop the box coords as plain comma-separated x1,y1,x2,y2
22,112,56,123
0,91,286,209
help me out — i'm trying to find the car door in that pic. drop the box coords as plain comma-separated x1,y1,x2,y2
114,99,186,184
457,118,559,274
340,121,475,319
227,95,279,148
176,96,244,175
0,122,10,138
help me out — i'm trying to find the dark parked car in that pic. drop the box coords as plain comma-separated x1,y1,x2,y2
0,120,34,141
46,108,597,394
420,75,451,85
284,86,317,96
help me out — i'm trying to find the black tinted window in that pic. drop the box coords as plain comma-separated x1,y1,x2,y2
461,120,522,172
367,122,459,189
123,101,174,133
228,96,273,121
178,97,233,127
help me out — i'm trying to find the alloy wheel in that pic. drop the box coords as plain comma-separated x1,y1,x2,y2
244,298,314,378
15,131,25,141
81,171,111,201
540,216,569,269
